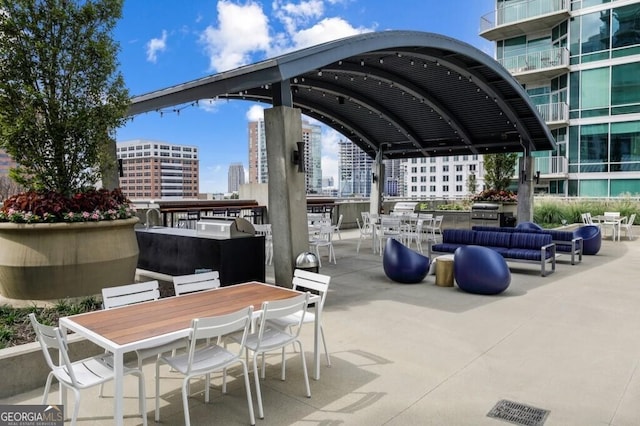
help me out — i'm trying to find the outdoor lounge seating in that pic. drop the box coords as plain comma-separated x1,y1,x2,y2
454,245,511,295
472,225,583,265
429,229,556,276
383,238,430,284
574,225,602,255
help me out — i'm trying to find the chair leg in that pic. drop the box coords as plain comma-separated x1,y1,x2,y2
296,341,311,398
252,353,265,419
135,371,148,426
181,377,192,426
281,347,286,380
42,372,54,405
155,362,161,422
320,325,331,367
240,360,256,426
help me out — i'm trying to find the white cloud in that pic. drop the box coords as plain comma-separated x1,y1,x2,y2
146,30,168,63
292,16,371,49
197,98,225,113
246,104,265,121
320,126,342,187
273,0,325,34
199,1,270,72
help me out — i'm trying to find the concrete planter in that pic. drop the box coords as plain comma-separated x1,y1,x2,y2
0,218,139,300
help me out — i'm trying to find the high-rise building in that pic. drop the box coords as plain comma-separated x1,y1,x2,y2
0,149,16,177
338,139,373,196
228,163,245,193
480,0,640,196
403,155,486,199
248,119,323,193
116,139,199,199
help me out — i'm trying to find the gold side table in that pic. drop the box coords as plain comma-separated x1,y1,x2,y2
434,254,455,287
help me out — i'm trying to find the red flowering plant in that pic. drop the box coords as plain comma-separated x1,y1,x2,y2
0,188,135,224
471,189,518,203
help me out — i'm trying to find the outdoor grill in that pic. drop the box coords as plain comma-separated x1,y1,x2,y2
196,217,256,238
471,203,515,227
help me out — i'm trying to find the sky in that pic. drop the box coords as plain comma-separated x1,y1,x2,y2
114,0,496,193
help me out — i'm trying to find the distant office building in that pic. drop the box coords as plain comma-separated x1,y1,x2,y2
248,119,323,193
338,139,373,197
321,177,334,188
383,159,405,197
404,155,485,199
116,139,199,199
479,0,640,196
228,163,245,193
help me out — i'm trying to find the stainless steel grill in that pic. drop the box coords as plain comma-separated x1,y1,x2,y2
471,203,514,227
196,217,256,238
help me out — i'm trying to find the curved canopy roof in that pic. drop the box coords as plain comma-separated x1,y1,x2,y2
129,30,555,160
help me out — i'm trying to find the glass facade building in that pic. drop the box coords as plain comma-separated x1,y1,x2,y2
481,0,640,196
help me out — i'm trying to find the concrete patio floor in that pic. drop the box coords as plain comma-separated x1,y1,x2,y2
2,227,639,425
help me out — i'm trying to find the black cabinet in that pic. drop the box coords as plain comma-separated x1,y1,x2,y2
136,228,265,286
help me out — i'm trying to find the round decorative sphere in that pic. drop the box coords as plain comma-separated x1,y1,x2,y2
516,221,543,231
453,245,510,295
574,225,601,255
383,238,430,284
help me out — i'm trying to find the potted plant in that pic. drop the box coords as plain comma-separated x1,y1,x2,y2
0,0,138,300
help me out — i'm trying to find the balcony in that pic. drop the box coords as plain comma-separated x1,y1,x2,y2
535,155,568,177
480,0,570,40
536,102,569,129
499,47,569,84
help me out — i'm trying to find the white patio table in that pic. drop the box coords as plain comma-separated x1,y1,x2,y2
59,282,320,426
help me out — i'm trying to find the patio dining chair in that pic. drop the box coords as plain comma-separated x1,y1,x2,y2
621,213,636,240
268,269,332,367
173,270,221,296
154,306,256,426
29,313,148,426
229,292,311,420
101,280,188,395
254,224,273,265
355,217,373,253
309,225,336,266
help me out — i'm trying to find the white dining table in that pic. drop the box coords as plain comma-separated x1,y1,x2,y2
59,282,321,426
594,215,627,242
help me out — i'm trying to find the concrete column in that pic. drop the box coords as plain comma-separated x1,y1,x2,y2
516,155,535,223
369,149,384,215
264,106,307,288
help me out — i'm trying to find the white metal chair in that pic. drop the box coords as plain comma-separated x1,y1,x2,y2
173,270,221,296
154,306,256,426
230,293,311,420
309,225,336,266
254,224,273,265
355,217,373,253
621,213,636,240
268,269,332,366
101,280,187,396
29,313,148,426
378,216,403,255
402,218,426,253
332,214,344,240
424,215,443,242
581,212,600,227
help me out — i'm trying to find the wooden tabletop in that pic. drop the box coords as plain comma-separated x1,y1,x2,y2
65,282,300,346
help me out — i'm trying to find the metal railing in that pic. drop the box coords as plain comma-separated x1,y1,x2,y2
534,156,568,175
499,47,569,74
481,0,569,32
536,102,569,123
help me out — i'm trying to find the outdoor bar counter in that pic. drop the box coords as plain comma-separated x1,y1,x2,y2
135,226,265,285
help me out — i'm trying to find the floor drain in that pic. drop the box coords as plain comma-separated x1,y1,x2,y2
487,399,550,426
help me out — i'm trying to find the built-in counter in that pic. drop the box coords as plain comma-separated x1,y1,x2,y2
135,227,265,286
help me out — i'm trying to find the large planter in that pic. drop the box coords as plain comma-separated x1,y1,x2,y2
0,218,139,300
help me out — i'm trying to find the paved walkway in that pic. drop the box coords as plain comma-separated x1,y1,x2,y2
2,228,639,425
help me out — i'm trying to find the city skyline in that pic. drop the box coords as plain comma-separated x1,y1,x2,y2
113,0,494,193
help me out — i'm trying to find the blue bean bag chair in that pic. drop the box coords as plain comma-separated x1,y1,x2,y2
516,221,544,231
383,238,430,284
574,225,601,255
453,245,510,295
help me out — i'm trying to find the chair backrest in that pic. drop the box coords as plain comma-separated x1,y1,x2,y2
29,313,78,385
626,213,636,226
604,211,620,218
292,269,331,310
380,217,401,233
102,280,160,309
335,214,343,228
173,271,220,296
257,293,310,346
186,306,254,371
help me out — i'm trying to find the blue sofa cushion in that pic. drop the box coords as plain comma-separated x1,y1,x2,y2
474,231,512,248
510,232,552,250
545,229,575,242
431,243,464,253
505,248,546,260
441,229,475,245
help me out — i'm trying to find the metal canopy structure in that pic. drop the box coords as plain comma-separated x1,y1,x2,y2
129,30,555,159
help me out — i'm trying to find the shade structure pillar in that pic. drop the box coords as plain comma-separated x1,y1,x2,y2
517,155,534,223
264,106,308,288
370,148,384,216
